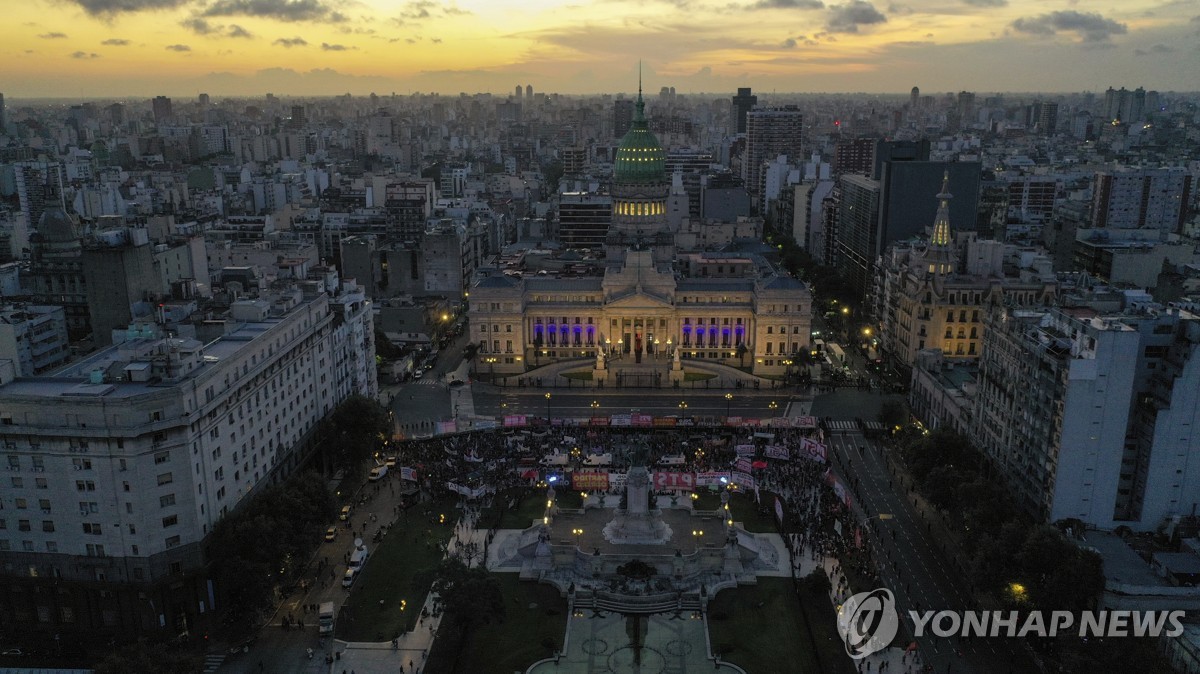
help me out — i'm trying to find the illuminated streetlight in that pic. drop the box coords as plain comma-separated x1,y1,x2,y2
544,392,552,420
724,392,733,417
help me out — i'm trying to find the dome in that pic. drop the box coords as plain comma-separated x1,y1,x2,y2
613,95,665,185
37,208,80,244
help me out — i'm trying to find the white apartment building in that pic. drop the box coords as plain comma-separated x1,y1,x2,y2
973,304,1200,530
0,281,375,584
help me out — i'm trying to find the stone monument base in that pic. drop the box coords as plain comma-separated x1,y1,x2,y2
603,510,673,546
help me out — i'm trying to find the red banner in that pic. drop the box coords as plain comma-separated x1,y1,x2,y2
572,471,609,490
632,413,654,427
503,415,527,427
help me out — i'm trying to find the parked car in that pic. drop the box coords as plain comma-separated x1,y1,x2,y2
339,505,352,521
342,568,358,588
325,526,337,542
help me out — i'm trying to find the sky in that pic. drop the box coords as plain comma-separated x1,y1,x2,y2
1,0,1197,98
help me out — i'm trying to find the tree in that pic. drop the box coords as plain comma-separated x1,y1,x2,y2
423,558,505,672
878,400,906,429
325,394,390,469
736,343,748,368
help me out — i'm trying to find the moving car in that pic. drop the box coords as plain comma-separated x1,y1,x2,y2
325,526,337,542
339,505,352,521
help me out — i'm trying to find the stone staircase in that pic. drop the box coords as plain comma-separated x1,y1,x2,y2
575,589,703,614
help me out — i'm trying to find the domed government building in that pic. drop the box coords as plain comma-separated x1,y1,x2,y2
468,78,813,379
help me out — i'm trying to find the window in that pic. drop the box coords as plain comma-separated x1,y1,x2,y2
17,520,29,532
162,515,178,528
157,472,173,486
79,502,98,513
160,494,176,508
85,543,105,557
165,535,181,549
38,499,49,512
10,477,22,489
75,481,95,492
82,523,102,535
35,478,47,490
72,458,92,471
14,498,26,510
153,451,170,465
41,521,54,533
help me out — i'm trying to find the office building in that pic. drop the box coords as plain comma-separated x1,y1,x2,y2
613,99,634,139
837,156,981,300
834,138,875,176
730,87,757,135
559,192,613,249
151,96,172,125
81,228,166,347
1090,168,1192,233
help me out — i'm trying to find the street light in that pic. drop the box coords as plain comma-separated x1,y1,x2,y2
724,392,733,418
544,392,552,421
590,400,600,411
678,401,688,413
768,401,778,412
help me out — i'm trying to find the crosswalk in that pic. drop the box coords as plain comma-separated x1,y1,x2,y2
410,379,443,386
826,420,859,432
202,653,225,673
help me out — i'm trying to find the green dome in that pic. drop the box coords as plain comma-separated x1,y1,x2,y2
614,96,665,185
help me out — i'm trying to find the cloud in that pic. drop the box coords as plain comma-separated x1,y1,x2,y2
320,42,352,50
182,18,218,34
165,44,192,51
66,0,190,17
744,0,824,8
781,37,798,47
273,37,309,47
203,0,335,22
228,24,254,38
1010,11,1127,42
71,51,101,59
1134,43,1175,55
101,38,131,45
39,32,68,39
961,0,1005,6
826,1,886,33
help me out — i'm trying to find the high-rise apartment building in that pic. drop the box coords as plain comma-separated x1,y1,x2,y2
972,305,1200,530
0,93,6,134
151,96,172,124
1090,168,1192,233
743,107,803,206
288,104,306,129
613,98,634,138
730,87,757,135
834,138,875,176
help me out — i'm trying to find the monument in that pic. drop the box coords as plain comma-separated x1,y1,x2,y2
603,437,672,545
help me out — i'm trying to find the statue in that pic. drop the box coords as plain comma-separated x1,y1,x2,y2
672,347,681,368
625,435,651,469
596,350,606,370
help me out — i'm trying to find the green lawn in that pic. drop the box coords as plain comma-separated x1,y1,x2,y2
727,490,780,533
684,371,717,381
498,490,547,529
708,578,854,674
337,498,456,641
426,574,567,673
561,371,593,381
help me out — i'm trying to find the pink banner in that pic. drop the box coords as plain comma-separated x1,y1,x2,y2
653,472,696,490
764,445,789,460
798,437,827,462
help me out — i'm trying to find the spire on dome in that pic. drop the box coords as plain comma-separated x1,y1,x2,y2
930,170,953,247
634,61,646,123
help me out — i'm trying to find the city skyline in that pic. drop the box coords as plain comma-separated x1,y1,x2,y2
1,0,1197,98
